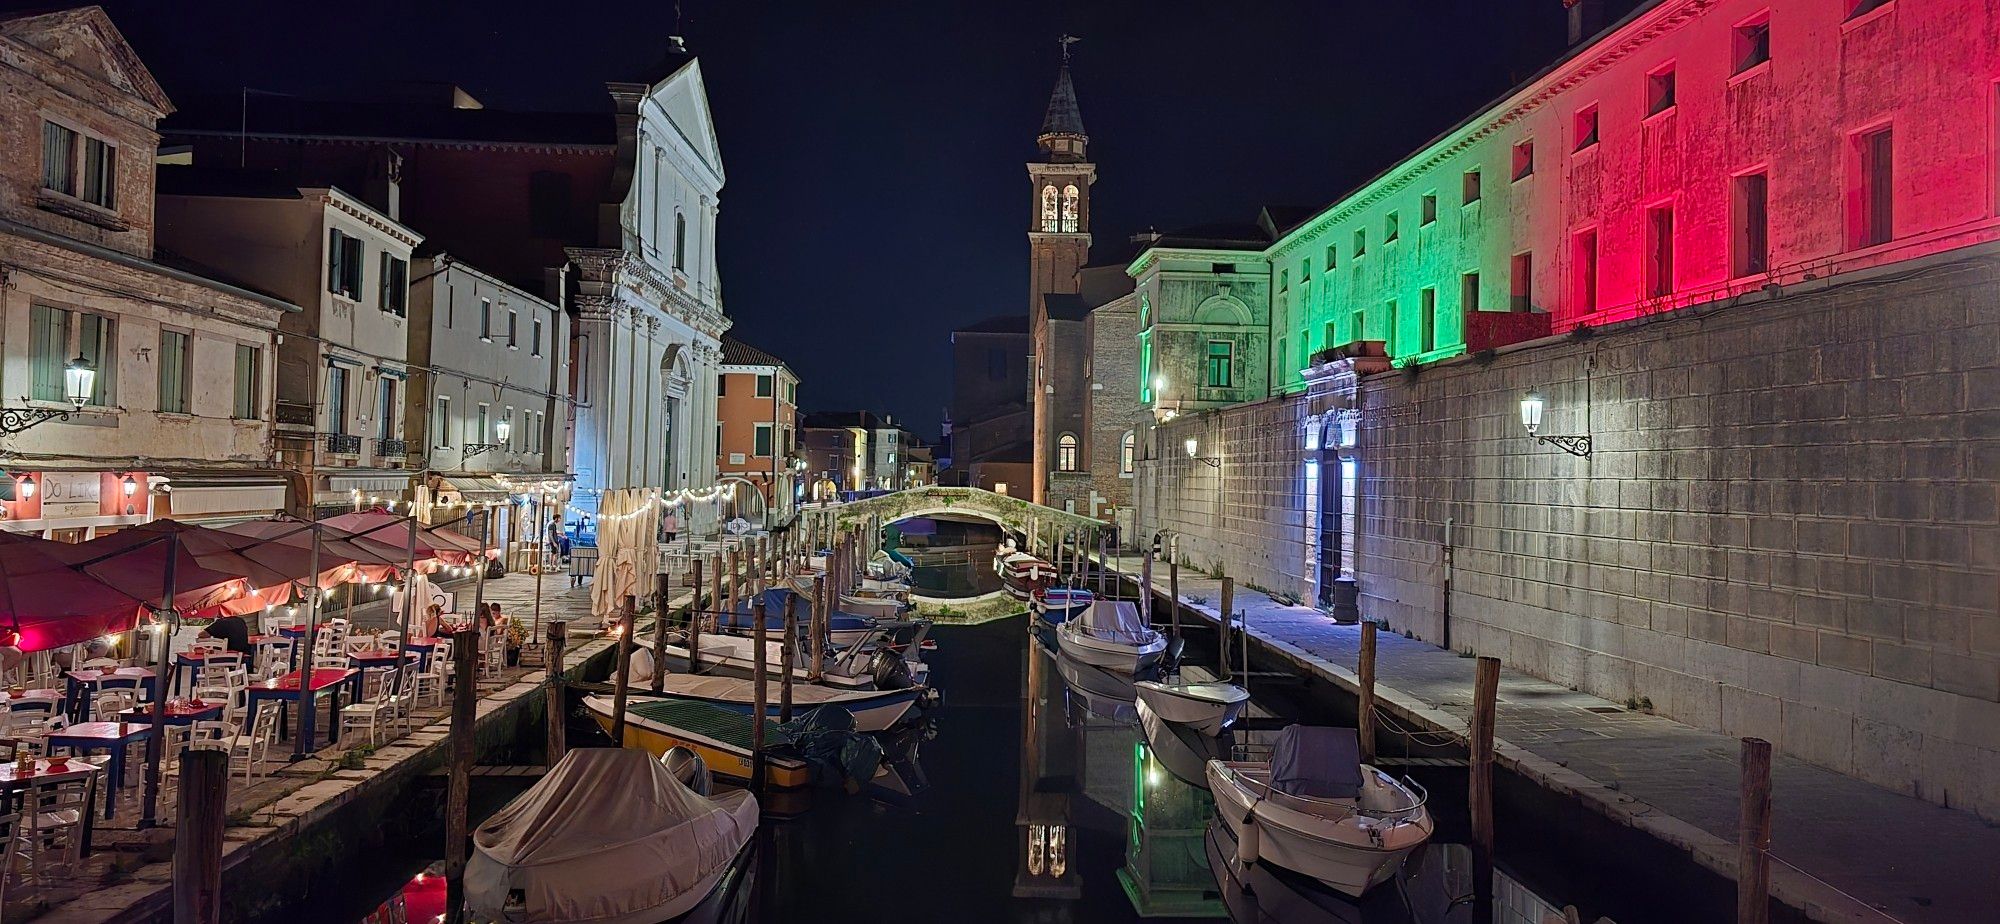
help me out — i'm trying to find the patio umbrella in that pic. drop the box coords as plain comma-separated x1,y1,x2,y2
323,508,488,568
49,526,251,613
0,537,147,652
217,516,407,588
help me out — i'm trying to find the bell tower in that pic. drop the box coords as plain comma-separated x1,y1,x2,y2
1027,37,1095,505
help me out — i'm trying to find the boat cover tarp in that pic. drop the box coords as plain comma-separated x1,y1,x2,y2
1270,726,1362,800
466,748,756,924
1078,600,1146,638
660,673,882,707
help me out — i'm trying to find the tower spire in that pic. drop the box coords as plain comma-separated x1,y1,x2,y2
1038,40,1087,162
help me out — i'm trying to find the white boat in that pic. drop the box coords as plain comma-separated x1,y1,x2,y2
993,549,1052,600
1134,678,1249,735
465,748,758,924
1054,600,1165,675
646,673,921,732
840,594,909,621
660,623,933,692
1136,698,1228,790
1207,726,1434,898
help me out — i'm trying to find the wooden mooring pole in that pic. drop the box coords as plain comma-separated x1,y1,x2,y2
1140,546,1154,624
809,575,826,682
1358,621,1378,763
1168,554,1181,640
690,557,706,673
1470,656,1501,924
1218,577,1235,681
444,627,479,924
780,590,797,722
545,620,567,764
172,749,227,924
1738,736,1773,924
610,596,635,745
651,572,671,693
752,597,770,792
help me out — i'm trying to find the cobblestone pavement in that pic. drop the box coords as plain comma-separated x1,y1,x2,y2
1096,553,2000,924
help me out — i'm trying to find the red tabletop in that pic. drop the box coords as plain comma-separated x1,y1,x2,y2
121,699,224,720
49,721,153,743
0,757,102,787
348,649,403,663
176,648,246,663
258,668,358,693
65,667,156,683
2,689,63,702
403,636,444,647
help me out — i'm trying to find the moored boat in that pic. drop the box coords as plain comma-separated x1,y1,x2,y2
1134,678,1249,735
1206,726,1434,897
585,694,814,788
1030,586,1094,625
1054,600,1165,674
994,548,1052,600
645,673,921,732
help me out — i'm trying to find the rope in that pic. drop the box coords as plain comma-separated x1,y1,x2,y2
1371,703,1466,748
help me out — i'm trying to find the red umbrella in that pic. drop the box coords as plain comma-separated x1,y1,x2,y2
218,517,408,587
0,536,146,652
51,526,251,612
322,509,489,568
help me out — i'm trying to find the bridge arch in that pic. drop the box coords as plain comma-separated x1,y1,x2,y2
801,486,1103,547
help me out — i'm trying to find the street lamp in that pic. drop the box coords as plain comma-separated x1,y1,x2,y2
0,352,95,436
1184,436,1219,468
121,474,139,497
1520,391,1591,457
463,416,512,459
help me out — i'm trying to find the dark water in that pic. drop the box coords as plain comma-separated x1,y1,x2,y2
280,613,1749,924
897,517,1004,598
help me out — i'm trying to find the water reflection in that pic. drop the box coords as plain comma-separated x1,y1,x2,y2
895,516,1003,597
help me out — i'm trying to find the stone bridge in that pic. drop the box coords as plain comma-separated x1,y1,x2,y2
801,486,1105,551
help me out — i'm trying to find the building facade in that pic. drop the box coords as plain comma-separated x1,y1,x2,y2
715,335,799,524
945,314,1032,494
1132,0,2000,819
0,8,293,535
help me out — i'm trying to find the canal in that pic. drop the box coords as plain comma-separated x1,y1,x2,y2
266,612,1756,924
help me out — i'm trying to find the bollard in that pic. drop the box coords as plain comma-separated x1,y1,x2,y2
172,749,228,924
545,620,567,764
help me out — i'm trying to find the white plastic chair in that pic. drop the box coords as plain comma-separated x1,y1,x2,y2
89,689,136,723
15,777,89,885
340,672,397,745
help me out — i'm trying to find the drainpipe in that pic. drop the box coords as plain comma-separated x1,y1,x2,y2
1441,517,1454,652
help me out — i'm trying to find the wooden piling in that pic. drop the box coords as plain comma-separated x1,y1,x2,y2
1140,546,1154,624
690,558,706,673
650,572,671,693
1737,736,1773,924
610,596,635,745
751,597,769,792
780,590,797,722
172,749,227,924
545,620,568,764
1358,621,1378,763
1218,577,1235,681
1168,554,1181,640
809,575,827,682
444,627,479,924
1470,656,1501,924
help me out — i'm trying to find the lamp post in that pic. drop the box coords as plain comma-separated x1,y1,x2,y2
1520,391,1592,457
0,352,95,436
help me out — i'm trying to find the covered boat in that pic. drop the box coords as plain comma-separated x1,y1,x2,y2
1134,678,1249,735
647,673,921,732
465,748,757,924
1207,726,1433,897
993,549,1051,600
1054,600,1165,674
1030,586,1094,626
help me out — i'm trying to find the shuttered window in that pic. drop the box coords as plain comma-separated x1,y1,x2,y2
41,122,76,196
233,344,260,420
158,330,190,414
29,305,69,402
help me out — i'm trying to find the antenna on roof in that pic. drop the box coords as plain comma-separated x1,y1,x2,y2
1058,34,1080,63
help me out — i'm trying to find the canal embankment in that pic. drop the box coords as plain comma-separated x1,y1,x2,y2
1092,551,1997,924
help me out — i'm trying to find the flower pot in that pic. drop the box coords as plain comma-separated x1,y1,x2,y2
506,647,521,666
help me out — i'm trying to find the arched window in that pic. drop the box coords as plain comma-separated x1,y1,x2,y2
1120,430,1135,475
1060,185,1080,232
673,211,687,271
1040,185,1059,232
1056,432,1079,472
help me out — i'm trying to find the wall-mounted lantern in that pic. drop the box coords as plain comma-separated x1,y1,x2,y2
0,353,95,437
1184,436,1220,468
1520,391,1591,457
464,417,513,459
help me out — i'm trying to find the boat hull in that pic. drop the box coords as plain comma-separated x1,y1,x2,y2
1134,680,1249,735
653,687,919,733
585,695,812,789
1055,625,1166,675
1030,590,1094,626
1205,761,1432,897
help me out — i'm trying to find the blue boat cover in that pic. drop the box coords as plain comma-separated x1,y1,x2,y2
720,586,871,630
1270,726,1362,800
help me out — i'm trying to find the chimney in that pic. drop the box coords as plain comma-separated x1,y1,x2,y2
1566,0,1604,46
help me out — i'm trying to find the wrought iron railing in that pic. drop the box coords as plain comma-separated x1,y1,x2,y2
376,438,408,457
325,433,362,454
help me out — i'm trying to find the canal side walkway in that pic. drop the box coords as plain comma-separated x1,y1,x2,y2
26,572,657,924
1094,552,1998,924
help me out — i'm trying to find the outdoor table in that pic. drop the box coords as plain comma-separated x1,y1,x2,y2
47,722,151,819
401,636,444,671
247,668,361,749
118,698,225,726
170,647,250,696
62,668,158,722
278,624,309,670
0,757,101,853
1,689,64,708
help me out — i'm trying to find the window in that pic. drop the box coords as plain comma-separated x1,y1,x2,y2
717,374,728,396
378,377,399,441
1572,228,1600,313
30,306,115,406
1061,185,1080,232
1734,13,1771,75
506,407,518,450
1353,228,1367,257
788,381,797,404
1646,204,1676,297
479,299,493,340
1350,304,1366,342
1573,105,1600,152
1512,140,1534,180
1419,288,1437,353
673,211,687,271
507,310,519,348
327,230,363,299
233,344,261,420
1462,271,1481,313
41,122,117,209
1324,243,1337,270
534,411,546,454
1420,193,1438,226
1648,65,1677,116
1856,126,1894,247
1733,172,1770,277
434,396,451,447
1279,270,1290,292
1204,340,1234,388
531,316,544,356
475,403,489,445
1384,212,1400,243
1845,0,1890,22
1040,186,1058,232
993,482,1008,496
81,136,115,208
326,366,350,435
1276,337,1287,378
1056,433,1078,471
157,330,190,414
379,254,407,316
755,423,774,457
1462,168,1482,204
755,374,774,398
1120,430,1135,475
1299,336,1309,373
41,122,75,197
1381,300,1397,354
1511,252,1534,311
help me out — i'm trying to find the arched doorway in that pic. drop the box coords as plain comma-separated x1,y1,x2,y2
660,345,691,491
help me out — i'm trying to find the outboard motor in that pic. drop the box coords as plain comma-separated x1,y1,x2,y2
1162,636,1187,676
660,746,711,796
869,648,914,690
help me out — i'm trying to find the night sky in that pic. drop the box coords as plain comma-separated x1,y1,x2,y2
64,0,1612,440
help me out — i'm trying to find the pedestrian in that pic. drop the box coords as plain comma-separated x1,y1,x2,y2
200,611,252,656
660,509,681,545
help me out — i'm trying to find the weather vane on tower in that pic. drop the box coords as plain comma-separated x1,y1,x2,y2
1059,34,1080,63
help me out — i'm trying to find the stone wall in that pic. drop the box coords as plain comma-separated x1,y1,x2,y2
1136,396,1311,601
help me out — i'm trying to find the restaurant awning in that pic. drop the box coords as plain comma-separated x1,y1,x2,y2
437,475,514,504
163,475,290,520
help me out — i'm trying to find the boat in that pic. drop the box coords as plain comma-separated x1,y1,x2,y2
993,548,1052,600
1134,678,1249,735
1030,586,1094,625
585,694,814,788
1206,819,1474,924
1207,726,1434,898
714,592,883,648
464,747,758,924
644,673,921,732
1054,600,1166,674
840,593,910,621
660,620,934,692
1136,698,1229,790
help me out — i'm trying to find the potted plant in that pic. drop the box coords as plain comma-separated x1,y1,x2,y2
504,617,526,666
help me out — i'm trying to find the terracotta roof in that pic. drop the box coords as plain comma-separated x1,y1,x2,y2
720,335,791,371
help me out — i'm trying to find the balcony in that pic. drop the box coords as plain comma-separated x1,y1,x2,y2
275,401,315,429
377,438,408,457
325,433,362,455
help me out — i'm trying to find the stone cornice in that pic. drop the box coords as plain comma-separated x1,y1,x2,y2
310,189,424,248
1268,0,1715,261
563,246,729,340
1129,247,1276,278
